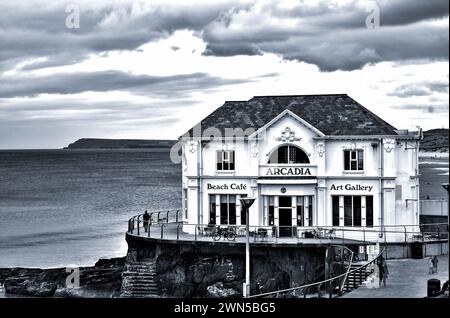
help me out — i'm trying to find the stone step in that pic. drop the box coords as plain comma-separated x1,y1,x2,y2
126,264,156,268
123,274,157,278
123,279,157,285
123,270,156,274
122,279,158,285
121,293,159,298
124,283,158,288
127,289,159,294
122,273,156,278
128,267,155,270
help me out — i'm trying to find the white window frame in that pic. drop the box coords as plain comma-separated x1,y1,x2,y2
344,149,364,172
216,150,235,172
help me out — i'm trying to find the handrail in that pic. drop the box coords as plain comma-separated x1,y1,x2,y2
127,212,447,244
338,246,354,294
249,248,385,298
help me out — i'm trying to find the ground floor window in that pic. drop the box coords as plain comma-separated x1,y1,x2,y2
220,194,236,225
183,189,188,219
332,195,373,227
366,196,373,227
332,196,339,226
296,196,313,226
268,196,275,226
307,196,313,226
297,196,304,226
209,194,216,224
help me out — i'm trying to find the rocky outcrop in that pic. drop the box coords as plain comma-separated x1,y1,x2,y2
0,257,125,298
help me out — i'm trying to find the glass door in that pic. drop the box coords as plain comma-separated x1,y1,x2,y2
278,196,292,237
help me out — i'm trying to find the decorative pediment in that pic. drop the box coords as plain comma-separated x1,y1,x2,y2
275,127,301,142
384,139,396,152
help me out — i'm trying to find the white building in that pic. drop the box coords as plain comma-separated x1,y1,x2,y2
180,94,422,242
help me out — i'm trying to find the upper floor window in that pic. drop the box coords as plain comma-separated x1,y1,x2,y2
268,145,309,164
344,149,364,171
216,150,235,171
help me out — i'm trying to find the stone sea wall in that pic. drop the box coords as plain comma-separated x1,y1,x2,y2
126,235,331,297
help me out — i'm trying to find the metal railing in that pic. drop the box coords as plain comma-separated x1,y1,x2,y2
128,209,181,236
127,213,448,244
248,248,386,298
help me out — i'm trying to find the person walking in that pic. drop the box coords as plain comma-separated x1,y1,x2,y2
377,256,389,288
432,256,439,274
143,210,150,233
428,256,434,275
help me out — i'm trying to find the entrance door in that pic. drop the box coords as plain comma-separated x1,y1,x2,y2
278,196,292,237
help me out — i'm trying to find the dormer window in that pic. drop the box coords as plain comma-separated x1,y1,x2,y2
216,150,235,171
344,149,364,171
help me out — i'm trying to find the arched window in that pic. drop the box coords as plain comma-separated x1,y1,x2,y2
268,145,309,164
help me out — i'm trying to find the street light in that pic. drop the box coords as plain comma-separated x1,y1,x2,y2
442,183,449,243
240,197,256,298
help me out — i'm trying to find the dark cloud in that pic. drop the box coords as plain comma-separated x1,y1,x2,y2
201,0,449,71
388,80,449,98
0,1,243,71
0,0,447,73
0,71,249,98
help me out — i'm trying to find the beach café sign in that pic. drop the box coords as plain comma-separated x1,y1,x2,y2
260,165,317,177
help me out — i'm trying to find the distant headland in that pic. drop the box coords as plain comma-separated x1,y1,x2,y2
64,138,177,149
420,129,449,153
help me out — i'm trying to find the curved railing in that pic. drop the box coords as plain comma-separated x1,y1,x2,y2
127,214,447,244
248,248,386,298
128,209,181,236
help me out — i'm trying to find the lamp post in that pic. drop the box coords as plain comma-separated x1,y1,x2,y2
240,197,256,298
442,183,449,244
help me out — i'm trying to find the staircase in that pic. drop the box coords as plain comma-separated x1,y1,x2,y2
120,258,159,298
344,263,371,292
343,263,370,293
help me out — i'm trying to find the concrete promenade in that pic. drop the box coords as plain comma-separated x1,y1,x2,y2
343,255,448,298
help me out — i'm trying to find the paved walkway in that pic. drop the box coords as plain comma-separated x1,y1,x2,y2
343,255,449,298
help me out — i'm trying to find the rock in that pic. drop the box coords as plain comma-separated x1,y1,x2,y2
0,257,125,298
206,282,239,298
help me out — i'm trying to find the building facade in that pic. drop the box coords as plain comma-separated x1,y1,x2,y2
180,94,422,242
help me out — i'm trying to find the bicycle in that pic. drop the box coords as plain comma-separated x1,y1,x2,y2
212,226,236,241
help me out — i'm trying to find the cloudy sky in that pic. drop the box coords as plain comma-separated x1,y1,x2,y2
0,0,448,149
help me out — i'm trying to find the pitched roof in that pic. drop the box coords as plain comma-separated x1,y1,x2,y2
185,94,398,137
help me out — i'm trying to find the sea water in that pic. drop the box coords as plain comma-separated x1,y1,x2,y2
0,149,181,268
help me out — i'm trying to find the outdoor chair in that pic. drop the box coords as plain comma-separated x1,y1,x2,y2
202,224,216,237
326,228,336,239
256,228,268,241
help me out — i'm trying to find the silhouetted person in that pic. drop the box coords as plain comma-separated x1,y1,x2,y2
377,256,389,287
428,256,434,275
143,210,150,233
432,256,439,274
